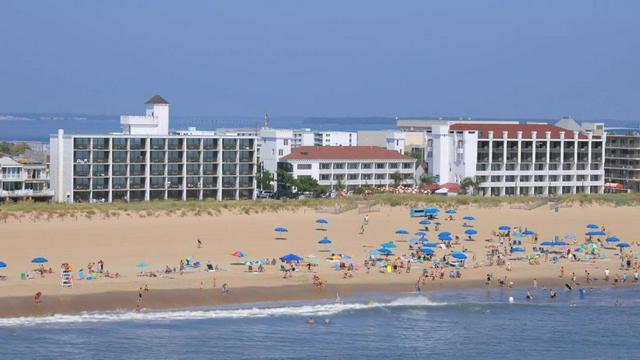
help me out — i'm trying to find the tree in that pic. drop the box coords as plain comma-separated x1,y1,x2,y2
459,177,481,195
276,169,296,192
391,171,403,187
0,142,30,157
420,173,435,186
258,169,274,191
296,176,326,196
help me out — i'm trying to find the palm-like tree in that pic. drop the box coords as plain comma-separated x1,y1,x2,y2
459,177,481,195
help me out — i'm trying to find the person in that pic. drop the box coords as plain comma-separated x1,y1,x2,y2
135,303,141,312
323,318,331,325
221,283,229,295
138,287,144,302
307,318,316,325
526,290,533,301
34,291,42,304
604,268,610,282
197,238,203,248
549,289,557,299
533,278,538,289
359,224,365,234
144,284,149,292
364,214,369,226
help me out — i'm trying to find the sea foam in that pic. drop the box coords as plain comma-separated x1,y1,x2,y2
0,296,445,327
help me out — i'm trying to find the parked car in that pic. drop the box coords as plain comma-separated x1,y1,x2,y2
257,190,274,199
275,190,299,199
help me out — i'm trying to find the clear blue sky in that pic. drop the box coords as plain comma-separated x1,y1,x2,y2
1,0,638,120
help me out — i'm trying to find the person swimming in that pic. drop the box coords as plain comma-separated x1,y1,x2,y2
307,318,316,325
526,291,533,300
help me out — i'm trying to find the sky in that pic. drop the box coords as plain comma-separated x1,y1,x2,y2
0,0,639,121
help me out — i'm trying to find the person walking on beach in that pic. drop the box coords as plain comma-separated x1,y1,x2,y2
604,268,610,282
197,238,203,248
34,291,42,304
364,214,369,226
221,283,230,295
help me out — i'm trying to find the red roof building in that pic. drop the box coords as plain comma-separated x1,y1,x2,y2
449,123,587,139
281,146,414,161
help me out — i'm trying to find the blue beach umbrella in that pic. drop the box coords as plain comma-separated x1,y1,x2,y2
465,229,478,235
381,242,397,249
420,248,435,255
439,236,452,242
616,243,630,248
368,249,381,256
606,236,620,243
555,241,568,246
511,247,525,253
280,254,304,262
425,207,439,215
31,257,48,264
585,231,605,236
377,248,393,255
135,262,149,270
540,241,555,246
451,252,467,260
463,216,475,221
395,229,409,235
0,261,7,268
318,237,332,245
316,219,328,225
522,230,535,235
438,231,451,237
274,227,288,233
498,225,511,231
586,224,599,229
415,231,427,237
419,220,431,226
445,209,457,214
421,242,439,248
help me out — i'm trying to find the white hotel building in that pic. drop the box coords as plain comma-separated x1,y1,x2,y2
50,96,257,203
279,146,416,190
398,119,606,196
0,156,52,201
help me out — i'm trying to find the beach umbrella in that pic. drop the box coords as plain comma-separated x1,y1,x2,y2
585,231,605,237
498,225,511,231
439,236,452,242
280,253,304,262
415,231,427,237
522,230,535,235
511,247,525,253
135,262,149,270
425,207,439,215
438,231,451,237
463,216,475,221
420,248,435,255
316,219,328,225
616,243,630,248
274,227,288,233
555,241,568,246
0,261,6,268
418,220,431,225
31,257,48,264
451,252,467,260
377,248,393,255
395,229,409,235
231,250,246,257
368,249,382,256
318,237,332,245
586,224,599,229
465,229,478,235
564,234,576,240
421,242,439,248
381,242,397,249
445,209,457,214
540,241,554,246
605,236,620,243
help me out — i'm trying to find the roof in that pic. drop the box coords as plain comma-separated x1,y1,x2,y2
281,146,414,161
0,156,21,166
145,95,169,105
449,123,587,139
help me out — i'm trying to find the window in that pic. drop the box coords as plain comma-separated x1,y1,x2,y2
333,163,345,170
333,174,345,180
320,163,331,170
388,163,399,169
361,163,372,169
297,164,312,170
283,139,289,146
347,174,358,180
375,174,386,180
402,162,412,169
278,149,284,156
375,163,386,169
347,163,359,169
320,174,330,181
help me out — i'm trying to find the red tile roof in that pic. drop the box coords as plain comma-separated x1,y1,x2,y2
281,146,414,161
449,123,587,139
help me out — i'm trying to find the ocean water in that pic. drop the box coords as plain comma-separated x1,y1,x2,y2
0,286,638,359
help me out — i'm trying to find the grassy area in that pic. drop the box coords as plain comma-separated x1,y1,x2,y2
0,193,639,220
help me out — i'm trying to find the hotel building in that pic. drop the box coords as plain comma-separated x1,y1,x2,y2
605,129,640,192
49,96,257,203
0,156,52,201
279,146,416,190
397,118,606,196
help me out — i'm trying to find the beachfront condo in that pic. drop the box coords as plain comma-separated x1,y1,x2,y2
49,96,257,203
0,156,52,202
605,130,640,192
279,146,417,190
397,117,606,196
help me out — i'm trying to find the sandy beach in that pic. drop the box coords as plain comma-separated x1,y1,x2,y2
0,203,638,317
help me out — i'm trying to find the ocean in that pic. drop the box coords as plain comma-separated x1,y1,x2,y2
0,285,638,359
1,113,638,142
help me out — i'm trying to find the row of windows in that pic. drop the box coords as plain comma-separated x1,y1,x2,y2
315,162,413,170
73,176,253,189
73,138,253,150
73,164,254,176
317,173,413,181
477,174,602,183
73,150,253,163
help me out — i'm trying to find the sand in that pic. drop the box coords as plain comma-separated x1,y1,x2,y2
0,203,637,317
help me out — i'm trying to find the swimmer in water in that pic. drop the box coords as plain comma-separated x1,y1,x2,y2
526,291,534,301
570,303,577,307
324,318,331,325
307,318,316,325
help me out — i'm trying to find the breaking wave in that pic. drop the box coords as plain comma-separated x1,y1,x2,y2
0,296,445,327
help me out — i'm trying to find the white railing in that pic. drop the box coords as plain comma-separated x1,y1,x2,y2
0,189,54,197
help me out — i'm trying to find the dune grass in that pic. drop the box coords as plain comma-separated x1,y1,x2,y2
0,193,639,221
